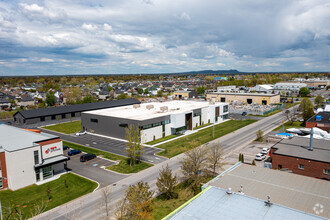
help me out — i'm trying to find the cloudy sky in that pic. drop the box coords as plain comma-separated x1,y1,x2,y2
0,0,329,75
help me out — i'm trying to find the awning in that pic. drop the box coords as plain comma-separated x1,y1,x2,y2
34,155,69,169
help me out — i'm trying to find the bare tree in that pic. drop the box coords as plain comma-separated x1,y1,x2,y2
180,141,208,185
101,186,111,220
156,164,178,199
125,124,144,166
207,143,225,176
30,200,49,220
282,105,298,125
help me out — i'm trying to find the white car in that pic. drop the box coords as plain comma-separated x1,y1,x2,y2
255,153,266,161
261,148,270,155
76,131,87,136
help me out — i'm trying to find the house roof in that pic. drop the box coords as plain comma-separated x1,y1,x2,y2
271,136,330,163
203,163,330,218
0,124,59,152
307,112,330,124
168,187,326,220
14,98,140,119
0,98,10,104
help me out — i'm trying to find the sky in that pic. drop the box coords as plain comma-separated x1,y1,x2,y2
0,0,329,76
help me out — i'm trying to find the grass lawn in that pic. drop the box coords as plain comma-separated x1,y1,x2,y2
145,135,180,145
152,176,213,220
0,110,17,119
63,141,153,174
193,123,212,130
0,173,97,220
156,119,257,158
43,120,82,134
273,121,305,131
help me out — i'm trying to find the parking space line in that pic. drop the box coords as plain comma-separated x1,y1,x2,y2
102,161,114,167
69,154,82,159
86,157,102,165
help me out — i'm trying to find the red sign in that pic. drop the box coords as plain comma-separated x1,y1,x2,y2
45,146,60,154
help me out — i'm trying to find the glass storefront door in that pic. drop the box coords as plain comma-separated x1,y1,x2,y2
42,165,53,180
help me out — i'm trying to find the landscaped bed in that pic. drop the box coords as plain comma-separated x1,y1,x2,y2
145,135,180,145
42,120,82,134
63,141,153,174
0,173,97,220
156,119,257,158
273,121,304,131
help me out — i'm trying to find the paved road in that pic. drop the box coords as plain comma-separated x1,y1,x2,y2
37,108,290,220
40,129,167,165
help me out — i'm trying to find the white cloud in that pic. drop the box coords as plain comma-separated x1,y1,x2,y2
178,12,191,21
82,23,97,31
103,23,112,31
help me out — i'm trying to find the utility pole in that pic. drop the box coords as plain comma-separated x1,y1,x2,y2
0,199,3,220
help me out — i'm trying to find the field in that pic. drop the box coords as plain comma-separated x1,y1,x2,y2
156,119,257,158
42,120,82,134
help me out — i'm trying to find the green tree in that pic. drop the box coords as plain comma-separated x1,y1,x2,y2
314,95,324,107
138,88,144,95
116,181,154,220
156,90,163,97
144,88,149,95
299,98,314,121
46,92,55,106
156,164,178,199
299,87,310,97
252,160,256,166
196,86,206,95
255,129,264,142
125,124,143,166
82,95,97,103
117,93,128,99
107,86,113,92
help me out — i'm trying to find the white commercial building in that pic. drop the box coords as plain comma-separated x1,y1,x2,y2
0,124,68,190
250,84,274,93
81,101,229,143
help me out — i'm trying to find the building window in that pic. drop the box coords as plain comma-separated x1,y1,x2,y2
62,114,66,119
51,115,56,120
298,164,305,170
223,105,228,113
36,169,40,182
71,112,75,117
42,166,53,180
323,169,330,175
193,112,201,117
41,116,45,122
0,177,2,188
91,118,98,123
34,150,39,165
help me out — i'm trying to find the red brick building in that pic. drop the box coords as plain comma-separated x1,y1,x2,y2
306,112,330,132
270,137,330,180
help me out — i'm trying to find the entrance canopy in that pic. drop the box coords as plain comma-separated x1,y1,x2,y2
34,155,69,169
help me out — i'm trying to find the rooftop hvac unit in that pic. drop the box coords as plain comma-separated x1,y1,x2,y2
160,106,168,112
146,104,154,110
133,104,140,109
316,115,322,121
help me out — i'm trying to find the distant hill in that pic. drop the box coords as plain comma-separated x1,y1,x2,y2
170,69,240,75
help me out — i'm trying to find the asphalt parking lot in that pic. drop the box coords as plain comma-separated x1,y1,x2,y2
71,133,167,164
63,148,126,188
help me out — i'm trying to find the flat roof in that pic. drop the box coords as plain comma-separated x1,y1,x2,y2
204,163,330,218
83,101,227,121
307,112,330,124
14,98,140,119
168,187,325,220
272,136,330,163
207,92,279,97
0,124,59,152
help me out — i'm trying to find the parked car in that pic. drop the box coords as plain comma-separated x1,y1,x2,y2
242,112,247,116
76,131,87,136
68,149,82,156
255,153,266,161
261,148,270,155
63,145,70,150
80,154,97,162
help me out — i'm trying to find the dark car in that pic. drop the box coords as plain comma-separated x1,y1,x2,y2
63,145,70,150
242,112,247,116
68,149,82,156
80,154,97,162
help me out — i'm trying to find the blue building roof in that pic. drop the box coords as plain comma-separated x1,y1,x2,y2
167,187,326,220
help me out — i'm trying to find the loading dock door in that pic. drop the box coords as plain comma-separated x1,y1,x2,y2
262,100,267,105
220,97,226,102
247,99,253,104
